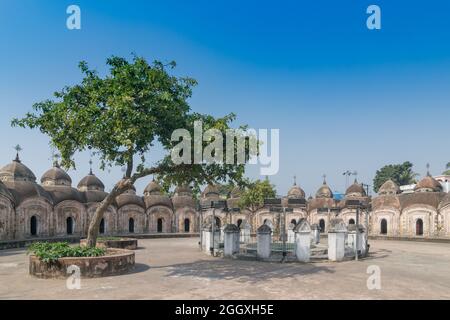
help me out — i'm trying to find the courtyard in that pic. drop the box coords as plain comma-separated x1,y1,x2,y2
0,238,449,300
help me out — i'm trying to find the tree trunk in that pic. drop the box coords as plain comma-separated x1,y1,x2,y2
84,163,190,247
85,179,131,247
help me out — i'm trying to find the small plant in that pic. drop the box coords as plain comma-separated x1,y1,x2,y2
27,242,106,263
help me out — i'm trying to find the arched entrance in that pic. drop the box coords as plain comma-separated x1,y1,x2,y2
237,219,243,228
129,218,135,233
349,219,355,225
184,218,190,232
157,218,163,233
416,218,423,236
66,217,73,235
99,218,105,234
319,219,325,233
30,216,37,236
214,217,221,229
380,219,387,235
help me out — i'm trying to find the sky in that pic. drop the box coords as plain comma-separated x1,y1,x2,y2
0,0,449,196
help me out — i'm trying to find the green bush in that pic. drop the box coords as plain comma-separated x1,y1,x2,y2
27,242,106,263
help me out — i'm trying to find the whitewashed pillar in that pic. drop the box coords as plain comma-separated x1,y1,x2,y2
257,224,272,259
294,219,311,262
328,222,347,262
311,223,320,244
223,224,240,257
240,222,251,244
287,223,296,243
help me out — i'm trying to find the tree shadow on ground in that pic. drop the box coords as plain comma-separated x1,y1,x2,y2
158,259,335,284
361,248,392,261
0,248,27,257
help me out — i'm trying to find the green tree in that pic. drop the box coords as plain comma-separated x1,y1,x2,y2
443,162,450,175
12,55,256,247
373,161,418,193
238,179,276,214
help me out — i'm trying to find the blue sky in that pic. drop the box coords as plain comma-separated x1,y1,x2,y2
0,0,449,196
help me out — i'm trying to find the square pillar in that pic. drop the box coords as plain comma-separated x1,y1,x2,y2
257,224,272,259
311,223,320,244
294,219,311,262
224,224,240,257
240,222,251,244
328,221,347,262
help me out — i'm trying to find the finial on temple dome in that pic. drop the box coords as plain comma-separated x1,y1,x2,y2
322,174,327,184
53,153,61,167
89,159,93,175
14,145,22,162
426,163,431,176
293,175,297,186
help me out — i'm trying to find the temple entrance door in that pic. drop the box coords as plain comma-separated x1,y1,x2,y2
66,217,73,235
416,219,423,236
184,218,190,232
380,219,387,235
157,218,163,233
30,216,37,236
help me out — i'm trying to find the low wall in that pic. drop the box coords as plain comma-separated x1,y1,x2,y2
0,233,199,250
29,248,135,279
0,236,81,250
368,235,450,243
80,238,138,250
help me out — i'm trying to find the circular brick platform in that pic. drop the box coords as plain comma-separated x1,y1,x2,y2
29,248,135,279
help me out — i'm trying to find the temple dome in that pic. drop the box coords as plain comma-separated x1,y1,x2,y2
77,171,105,192
287,183,305,199
202,184,220,198
414,175,443,192
230,186,243,198
345,179,366,197
143,180,172,209
0,157,36,183
378,179,400,195
144,180,162,196
316,179,333,199
116,186,145,209
0,180,15,204
41,163,72,186
174,185,192,197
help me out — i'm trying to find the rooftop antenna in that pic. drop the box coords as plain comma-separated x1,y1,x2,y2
14,145,22,162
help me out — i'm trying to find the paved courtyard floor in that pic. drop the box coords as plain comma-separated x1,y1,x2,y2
0,238,449,299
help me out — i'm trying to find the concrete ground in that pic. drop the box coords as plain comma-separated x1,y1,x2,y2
0,238,449,300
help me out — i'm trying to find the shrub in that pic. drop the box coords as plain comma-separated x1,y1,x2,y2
27,242,106,263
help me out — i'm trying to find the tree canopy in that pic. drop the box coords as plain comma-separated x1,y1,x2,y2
443,162,450,175
373,161,418,193
12,55,256,246
238,179,276,213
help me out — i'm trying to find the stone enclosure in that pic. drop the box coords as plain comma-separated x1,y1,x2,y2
202,218,368,263
29,248,135,279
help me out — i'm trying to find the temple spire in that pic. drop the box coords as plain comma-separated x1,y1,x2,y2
52,151,61,167
89,159,93,175
14,145,22,162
